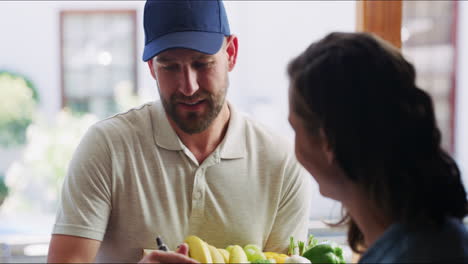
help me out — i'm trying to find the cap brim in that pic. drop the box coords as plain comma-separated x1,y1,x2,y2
142,31,225,62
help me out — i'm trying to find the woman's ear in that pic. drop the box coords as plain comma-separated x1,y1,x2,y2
325,148,334,165
319,128,334,164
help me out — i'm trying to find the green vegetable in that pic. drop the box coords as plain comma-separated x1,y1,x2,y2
244,244,266,262
306,235,318,251
298,241,305,256
288,236,297,256
302,242,345,264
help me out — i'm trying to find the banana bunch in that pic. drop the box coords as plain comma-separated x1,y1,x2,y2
184,235,293,264
185,235,249,263
143,235,292,263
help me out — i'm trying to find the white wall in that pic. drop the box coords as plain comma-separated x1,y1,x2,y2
456,1,468,185
1,1,61,117
226,1,356,138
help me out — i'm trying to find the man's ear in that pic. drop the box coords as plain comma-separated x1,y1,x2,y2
225,35,238,71
147,58,157,80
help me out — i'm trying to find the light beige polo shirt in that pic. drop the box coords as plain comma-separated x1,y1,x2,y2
53,100,312,263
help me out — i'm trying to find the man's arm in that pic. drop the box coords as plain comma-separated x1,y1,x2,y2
50,124,112,262
264,154,313,253
47,234,101,263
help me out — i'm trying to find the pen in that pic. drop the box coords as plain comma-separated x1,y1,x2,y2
156,236,169,251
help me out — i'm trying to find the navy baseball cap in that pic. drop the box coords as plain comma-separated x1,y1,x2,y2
142,0,231,62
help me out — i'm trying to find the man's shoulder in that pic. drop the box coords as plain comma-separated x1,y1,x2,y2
239,113,294,154
92,102,156,138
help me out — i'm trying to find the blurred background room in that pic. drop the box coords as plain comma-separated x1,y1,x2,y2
0,0,467,262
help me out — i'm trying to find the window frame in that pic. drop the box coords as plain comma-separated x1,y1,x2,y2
59,9,138,110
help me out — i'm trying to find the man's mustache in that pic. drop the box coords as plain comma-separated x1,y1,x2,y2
171,91,211,103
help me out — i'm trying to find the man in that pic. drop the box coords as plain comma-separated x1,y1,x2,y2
47,0,311,262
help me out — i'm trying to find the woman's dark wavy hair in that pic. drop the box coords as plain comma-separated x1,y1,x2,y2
287,32,467,253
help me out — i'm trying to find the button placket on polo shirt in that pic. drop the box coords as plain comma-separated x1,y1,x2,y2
188,167,207,233
187,150,220,233
191,168,205,213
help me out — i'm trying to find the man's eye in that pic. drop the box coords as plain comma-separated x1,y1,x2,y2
193,61,212,69
162,65,180,72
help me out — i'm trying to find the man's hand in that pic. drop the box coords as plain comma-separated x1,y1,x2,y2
139,243,199,264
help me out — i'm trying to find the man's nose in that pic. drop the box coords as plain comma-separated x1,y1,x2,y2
179,66,199,96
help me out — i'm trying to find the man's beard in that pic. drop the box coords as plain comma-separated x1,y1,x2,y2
159,86,227,134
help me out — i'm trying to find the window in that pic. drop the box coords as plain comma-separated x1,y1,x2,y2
60,10,138,118
402,1,457,152
356,1,457,153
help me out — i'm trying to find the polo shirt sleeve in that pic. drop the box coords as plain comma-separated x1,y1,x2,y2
52,124,112,241
264,154,312,253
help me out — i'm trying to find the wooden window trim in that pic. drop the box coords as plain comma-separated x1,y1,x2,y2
356,0,402,48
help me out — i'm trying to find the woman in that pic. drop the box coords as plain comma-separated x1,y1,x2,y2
140,32,468,263
287,32,468,263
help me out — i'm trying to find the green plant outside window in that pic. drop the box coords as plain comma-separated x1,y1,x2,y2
0,71,39,147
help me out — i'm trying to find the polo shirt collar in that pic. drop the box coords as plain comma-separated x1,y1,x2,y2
153,100,184,151
218,102,245,159
152,100,246,159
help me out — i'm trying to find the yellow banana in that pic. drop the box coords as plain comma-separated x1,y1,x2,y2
263,252,288,264
218,248,230,263
208,245,225,263
184,235,213,263
276,254,288,263
229,245,249,263
226,245,235,253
